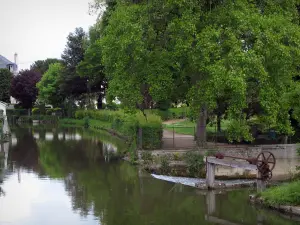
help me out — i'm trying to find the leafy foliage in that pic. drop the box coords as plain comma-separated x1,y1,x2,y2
30,58,61,75
75,109,162,149
0,69,13,103
184,152,204,177
37,63,64,107
99,0,300,143
10,70,41,109
77,40,107,109
60,27,88,98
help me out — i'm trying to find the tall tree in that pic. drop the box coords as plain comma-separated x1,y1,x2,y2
10,70,41,109
30,58,61,75
77,40,107,109
60,27,88,98
100,0,300,144
36,63,64,107
0,69,13,103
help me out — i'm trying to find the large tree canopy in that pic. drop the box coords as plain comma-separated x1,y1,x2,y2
10,70,41,109
37,63,64,107
0,69,13,103
99,0,300,143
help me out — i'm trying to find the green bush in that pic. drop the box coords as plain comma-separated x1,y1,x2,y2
31,115,58,122
184,151,204,177
32,108,40,115
74,110,162,149
141,151,153,162
160,155,171,174
83,116,90,128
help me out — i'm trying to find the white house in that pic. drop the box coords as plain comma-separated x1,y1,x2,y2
0,53,18,76
0,54,18,104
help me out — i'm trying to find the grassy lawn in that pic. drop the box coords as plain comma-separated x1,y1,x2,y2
260,181,300,206
163,119,230,135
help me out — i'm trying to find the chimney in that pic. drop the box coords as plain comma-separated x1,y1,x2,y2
14,52,18,65
13,53,18,75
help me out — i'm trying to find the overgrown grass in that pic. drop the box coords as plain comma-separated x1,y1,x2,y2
260,181,300,206
163,119,230,135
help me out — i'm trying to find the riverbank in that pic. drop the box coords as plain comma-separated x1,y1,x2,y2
250,180,300,216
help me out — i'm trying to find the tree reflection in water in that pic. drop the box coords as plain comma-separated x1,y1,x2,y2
4,127,300,225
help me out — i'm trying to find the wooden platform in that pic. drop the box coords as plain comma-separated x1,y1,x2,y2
206,157,257,171
206,157,259,189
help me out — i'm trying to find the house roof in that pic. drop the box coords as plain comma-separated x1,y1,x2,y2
0,55,17,70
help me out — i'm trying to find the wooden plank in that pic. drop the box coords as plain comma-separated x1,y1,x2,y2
206,163,215,188
206,157,257,171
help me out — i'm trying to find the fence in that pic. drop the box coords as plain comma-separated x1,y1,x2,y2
161,124,295,150
161,125,222,149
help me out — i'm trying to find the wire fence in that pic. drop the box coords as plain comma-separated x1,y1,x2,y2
161,125,296,150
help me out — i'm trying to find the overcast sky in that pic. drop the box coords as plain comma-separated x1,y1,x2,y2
0,0,97,70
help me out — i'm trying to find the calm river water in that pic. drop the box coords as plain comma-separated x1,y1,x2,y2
0,126,299,225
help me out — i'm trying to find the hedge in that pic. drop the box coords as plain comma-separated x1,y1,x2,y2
75,110,162,150
32,107,62,116
6,109,28,117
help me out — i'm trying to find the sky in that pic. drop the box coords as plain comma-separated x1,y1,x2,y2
0,0,98,70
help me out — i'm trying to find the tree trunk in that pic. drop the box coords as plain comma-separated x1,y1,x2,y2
97,94,103,109
217,114,221,133
196,105,207,148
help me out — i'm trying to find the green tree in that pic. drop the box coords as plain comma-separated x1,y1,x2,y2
100,0,300,144
100,1,174,113
36,63,64,107
0,69,12,103
30,58,62,75
60,27,88,98
77,41,107,109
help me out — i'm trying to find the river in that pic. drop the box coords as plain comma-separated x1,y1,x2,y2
0,126,299,225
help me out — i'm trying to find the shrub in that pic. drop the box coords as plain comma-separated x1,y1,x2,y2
83,116,89,128
32,108,40,115
74,110,162,149
160,155,170,174
173,152,182,161
184,151,204,177
141,151,153,162
46,108,54,115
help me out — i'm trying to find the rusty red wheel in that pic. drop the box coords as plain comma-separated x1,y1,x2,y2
256,151,276,173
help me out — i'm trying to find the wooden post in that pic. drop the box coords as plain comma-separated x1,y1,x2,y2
173,126,175,148
138,127,143,149
256,171,266,192
206,191,216,215
206,162,215,189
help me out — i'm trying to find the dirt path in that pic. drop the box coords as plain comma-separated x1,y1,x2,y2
162,119,195,148
162,119,186,125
